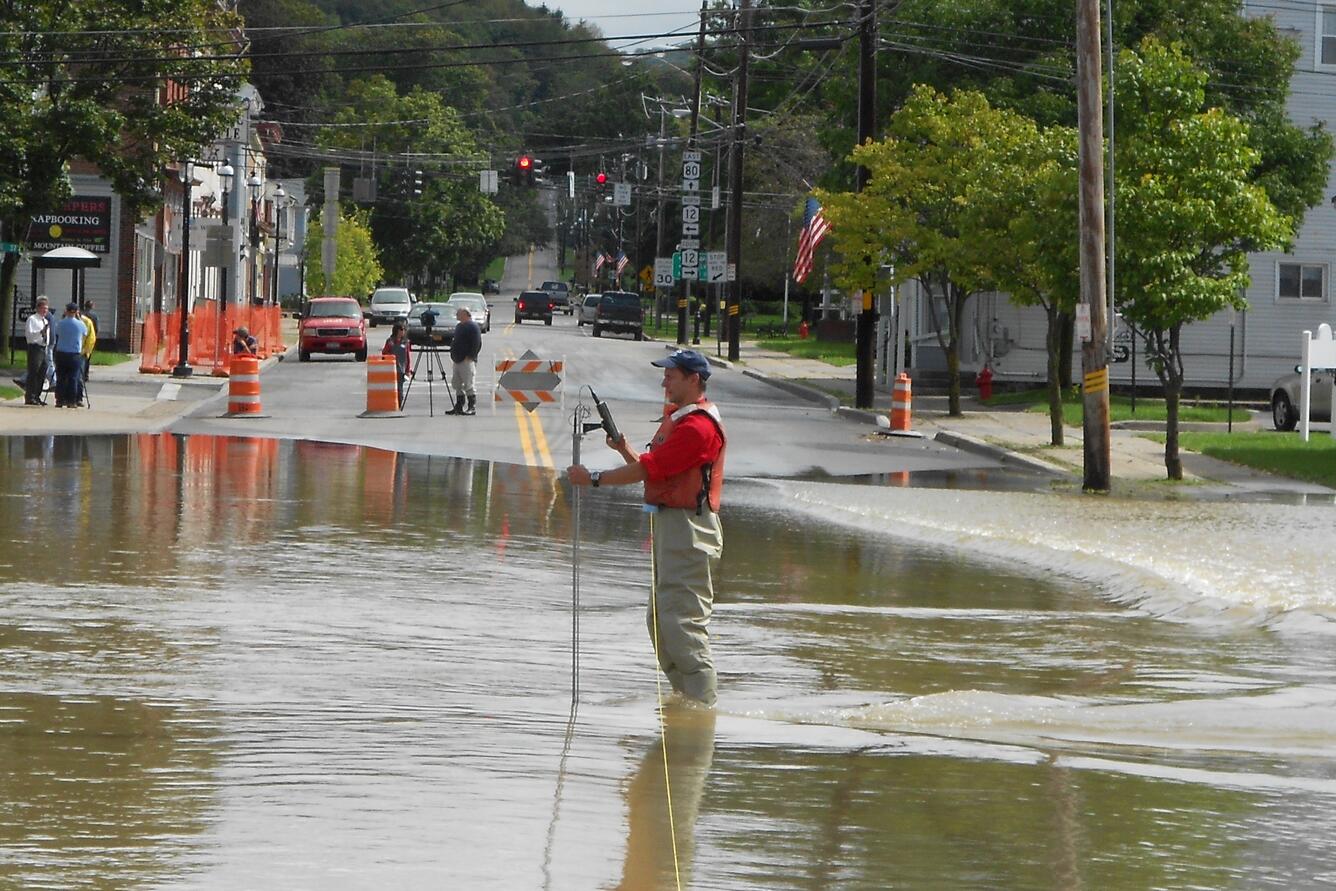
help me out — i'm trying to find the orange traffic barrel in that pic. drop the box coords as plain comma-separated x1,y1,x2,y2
360,355,404,418
890,372,913,432
225,355,263,417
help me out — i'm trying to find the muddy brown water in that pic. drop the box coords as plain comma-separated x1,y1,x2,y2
2,433,1335,889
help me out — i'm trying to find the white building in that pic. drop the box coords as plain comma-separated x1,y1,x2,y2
902,5,1336,393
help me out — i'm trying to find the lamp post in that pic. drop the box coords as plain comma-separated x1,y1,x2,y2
216,162,234,366
270,184,286,307
247,171,262,305
172,160,195,378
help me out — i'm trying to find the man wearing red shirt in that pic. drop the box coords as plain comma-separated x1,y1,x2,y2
567,349,726,706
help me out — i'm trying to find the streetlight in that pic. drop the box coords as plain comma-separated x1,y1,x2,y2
216,161,234,367
270,184,286,307
172,160,195,378
246,171,262,305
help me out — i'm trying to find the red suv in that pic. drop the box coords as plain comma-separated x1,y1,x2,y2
299,297,368,361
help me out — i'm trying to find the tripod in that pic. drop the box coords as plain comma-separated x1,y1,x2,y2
402,336,454,417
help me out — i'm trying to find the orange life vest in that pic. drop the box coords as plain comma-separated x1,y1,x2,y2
642,399,726,514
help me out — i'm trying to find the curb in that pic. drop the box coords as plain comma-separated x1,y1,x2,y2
932,430,1071,476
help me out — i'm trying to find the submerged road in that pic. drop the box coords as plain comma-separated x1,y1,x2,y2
172,246,1005,480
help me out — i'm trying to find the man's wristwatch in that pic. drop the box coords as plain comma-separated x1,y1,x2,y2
591,471,602,488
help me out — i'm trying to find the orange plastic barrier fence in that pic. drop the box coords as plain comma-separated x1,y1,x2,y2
138,312,168,373
226,355,262,415
364,355,400,415
890,372,913,432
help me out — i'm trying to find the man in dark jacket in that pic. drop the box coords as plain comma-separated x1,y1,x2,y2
448,307,482,415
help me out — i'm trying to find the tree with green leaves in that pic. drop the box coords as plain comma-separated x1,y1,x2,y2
1112,39,1292,479
317,76,503,292
0,0,248,346
304,209,382,298
964,121,1080,445
819,86,1034,415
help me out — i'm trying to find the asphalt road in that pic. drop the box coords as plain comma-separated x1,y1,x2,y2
172,246,1001,479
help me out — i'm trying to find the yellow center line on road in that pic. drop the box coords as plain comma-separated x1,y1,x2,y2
514,401,538,467
528,406,554,469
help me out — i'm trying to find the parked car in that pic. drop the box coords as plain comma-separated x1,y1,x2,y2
1270,366,1333,430
540,280,573,315
444,292,491,333
515,290,554,325
591,291,644,340
482,278,501,295
300,297,367,361
367,286,414,327
405,302,455,347
577,293,602,327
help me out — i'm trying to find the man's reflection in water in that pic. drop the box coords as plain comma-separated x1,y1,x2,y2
614,702,717,891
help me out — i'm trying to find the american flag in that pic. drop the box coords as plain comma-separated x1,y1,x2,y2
792,197,831,284
614,250,628,277
593,252,607,274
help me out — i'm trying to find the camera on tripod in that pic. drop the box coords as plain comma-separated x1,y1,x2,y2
420,307,439,334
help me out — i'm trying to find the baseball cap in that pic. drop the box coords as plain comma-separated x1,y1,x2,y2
233,326,249,336
651,349,711,379
65,302,79,312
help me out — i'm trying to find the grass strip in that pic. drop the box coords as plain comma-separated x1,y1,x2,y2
1163,431,1336,488
986,387,1244,424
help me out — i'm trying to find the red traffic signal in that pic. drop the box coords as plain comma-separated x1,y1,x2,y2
517,155,533,171
595,171,608,185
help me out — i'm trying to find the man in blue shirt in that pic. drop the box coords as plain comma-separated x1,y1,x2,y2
52,303,88,408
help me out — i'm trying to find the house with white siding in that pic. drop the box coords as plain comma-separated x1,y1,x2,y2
902,2,1336,394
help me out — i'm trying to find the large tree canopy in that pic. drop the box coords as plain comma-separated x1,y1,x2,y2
0,0,249,338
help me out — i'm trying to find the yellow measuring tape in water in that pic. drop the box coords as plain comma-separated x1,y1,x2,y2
648,511,683,891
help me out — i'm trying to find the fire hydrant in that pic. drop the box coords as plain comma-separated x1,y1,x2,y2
976,365,994,402
798,319,809,340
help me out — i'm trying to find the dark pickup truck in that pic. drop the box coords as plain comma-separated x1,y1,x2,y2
591,291,644,340
539,280,572,315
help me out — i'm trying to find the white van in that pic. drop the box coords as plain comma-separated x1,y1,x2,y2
367,287,414,327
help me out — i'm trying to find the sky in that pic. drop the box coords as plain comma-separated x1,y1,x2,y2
550,2,703,48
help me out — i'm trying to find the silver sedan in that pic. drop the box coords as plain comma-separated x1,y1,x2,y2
1270,366,1333,430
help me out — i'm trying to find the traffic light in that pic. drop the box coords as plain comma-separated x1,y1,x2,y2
595,171,608,187
516,154,534,186
413,168,423,197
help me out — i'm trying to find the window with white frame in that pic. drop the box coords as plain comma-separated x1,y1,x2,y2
1278,262,1327,301
1320,7,1336,66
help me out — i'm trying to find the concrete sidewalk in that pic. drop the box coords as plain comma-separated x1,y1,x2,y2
2,323,295,435
699,339,1334,497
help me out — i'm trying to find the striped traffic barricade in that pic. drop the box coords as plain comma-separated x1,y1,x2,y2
222,355,267,418
359,355,404,418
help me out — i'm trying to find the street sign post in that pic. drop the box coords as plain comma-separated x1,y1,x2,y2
654,257,675,287
613,183,632,206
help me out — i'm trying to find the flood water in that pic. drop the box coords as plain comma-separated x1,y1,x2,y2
3,433,1336,889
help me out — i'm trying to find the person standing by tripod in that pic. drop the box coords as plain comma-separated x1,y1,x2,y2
447,306,481,416
382,319,412,410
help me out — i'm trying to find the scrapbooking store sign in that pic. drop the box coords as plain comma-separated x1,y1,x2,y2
28,196,112,253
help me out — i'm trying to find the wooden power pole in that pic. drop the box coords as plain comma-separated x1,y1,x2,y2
1076,0,1111,491
854,0,877,408
725,0,752,363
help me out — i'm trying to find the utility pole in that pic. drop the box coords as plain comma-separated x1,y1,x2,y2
1077,0,1111,491
680,0,708,346
726,0,752,362
854,0,877,408
654,108,667,327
